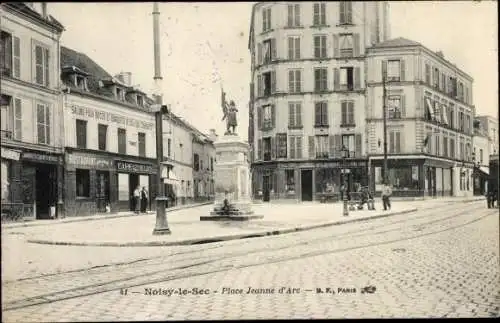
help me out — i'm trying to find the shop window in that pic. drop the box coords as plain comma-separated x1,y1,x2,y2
387,166,420,190
285,169,295,193
118,173,129,201
76,169,90,198
1,160,10,201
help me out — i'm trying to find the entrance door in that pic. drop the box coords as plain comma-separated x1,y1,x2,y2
96,171,110,212
35,164,56,219
129,174,139,211
262,175,270,202
301,169,313,201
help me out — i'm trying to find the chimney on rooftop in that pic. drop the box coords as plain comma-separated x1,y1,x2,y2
436,51,444,58
41,3,47,18
115,72,132,86
208,129,218,142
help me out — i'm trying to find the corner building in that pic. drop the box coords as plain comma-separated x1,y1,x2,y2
365,38,475,198
248,1,390,201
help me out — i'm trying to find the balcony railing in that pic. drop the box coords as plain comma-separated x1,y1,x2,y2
1,130,13,139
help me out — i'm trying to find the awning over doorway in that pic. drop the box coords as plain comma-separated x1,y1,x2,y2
473,166,489,178
425,98,435,120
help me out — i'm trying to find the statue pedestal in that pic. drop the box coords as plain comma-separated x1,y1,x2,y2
200,134,262,221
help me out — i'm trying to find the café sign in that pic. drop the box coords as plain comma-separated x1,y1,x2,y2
22,152,59,163
116,160,155,174
69,104,155,130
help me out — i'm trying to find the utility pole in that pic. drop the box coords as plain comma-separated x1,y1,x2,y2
152,1,170,235
382,70,388,184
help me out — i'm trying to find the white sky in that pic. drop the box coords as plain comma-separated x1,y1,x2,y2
48,1,498,140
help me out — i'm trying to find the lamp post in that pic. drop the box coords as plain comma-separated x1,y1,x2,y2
341,145,349,216
152,2,170,235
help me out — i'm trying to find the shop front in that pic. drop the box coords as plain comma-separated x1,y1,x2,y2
19,150,63,219
116,159,157,212
369,156,455,198
251,159,368,202
64,149,158,216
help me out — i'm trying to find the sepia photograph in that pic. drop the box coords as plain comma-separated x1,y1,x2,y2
1,1,498,321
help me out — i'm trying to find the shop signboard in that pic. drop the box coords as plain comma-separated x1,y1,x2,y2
65,152,114,171
116,160,156,174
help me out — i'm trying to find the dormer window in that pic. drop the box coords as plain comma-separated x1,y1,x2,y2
137,95,144,107
116,87,124,101
75,75,88,91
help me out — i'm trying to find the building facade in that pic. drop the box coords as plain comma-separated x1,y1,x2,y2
61,47,159,216
191,129,216,202
475,115,498,156
366,38,475,198
472,121,490,195
1,3,65,219
248,1,390,202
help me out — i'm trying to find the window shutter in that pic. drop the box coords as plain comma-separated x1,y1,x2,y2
339,2,345,24
333,34,339,58
346,2,352,23
400,59,405,82
13,36,21,78
271,104,276,129
271,38,277,60
341,101,347,124
44,48,50,87
294,38,301,59
287,5,293,27
287,38,293,59
288,70,294,92
271,136,276,160
355,133,362,158
288,104,295,127
353,33,360,57
334,134,342,158
354,67,361,89
257,75,262,97
271,71,276,93
329,135,335,158
320,3,326,24
321,36,327,58
308,136,315,158
257,106,262,130
396,132,401,153
295,4,301,26
313,3,319,25
281,134,287,158
258,139,262,160
314,103,321,125
401,95,406,118
290,136,296,159
348,102,355,124
14,98,22,140
258,43,263,65
333,68,340,90
381,60,387,81
297,136,303,158
296,104,302,126
389,132,394,153
322,102,328,125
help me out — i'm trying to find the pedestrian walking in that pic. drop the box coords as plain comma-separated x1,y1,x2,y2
487,189,497,209
140,186,149,213
381,182,392,211
133,186,141,214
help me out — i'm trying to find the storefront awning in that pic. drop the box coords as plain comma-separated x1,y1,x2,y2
480,166,489,175
1,147,21,161
473,166,489,177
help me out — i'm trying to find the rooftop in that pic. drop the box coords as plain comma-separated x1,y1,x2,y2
2,3,64,32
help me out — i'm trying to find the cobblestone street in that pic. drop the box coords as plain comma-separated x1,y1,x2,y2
2,201,498,320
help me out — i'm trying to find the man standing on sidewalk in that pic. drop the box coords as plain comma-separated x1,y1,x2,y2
381,182,392,211
133,186,141,214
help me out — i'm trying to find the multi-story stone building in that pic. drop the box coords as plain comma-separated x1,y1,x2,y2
475,115,498,156
248,1,390,202
1,3,65,219
61,46,159,216
366,38,475,198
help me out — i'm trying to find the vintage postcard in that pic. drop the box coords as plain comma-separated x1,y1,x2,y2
1,1,498,321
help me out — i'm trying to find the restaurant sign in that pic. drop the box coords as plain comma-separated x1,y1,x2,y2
66,152,113,170
116,160,156,174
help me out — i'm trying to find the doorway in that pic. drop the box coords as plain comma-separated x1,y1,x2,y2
301,169,313,201
96,171,110,212
263,175,270,202
128,174,139,211
35,164,56,219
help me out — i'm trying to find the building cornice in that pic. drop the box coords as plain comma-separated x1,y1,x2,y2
1,3,64,33
2,77,60,96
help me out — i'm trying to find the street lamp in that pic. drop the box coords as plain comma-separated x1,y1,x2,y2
341,145,349,216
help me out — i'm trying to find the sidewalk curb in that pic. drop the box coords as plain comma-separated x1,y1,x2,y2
26,207,418,247
1,202,214,230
